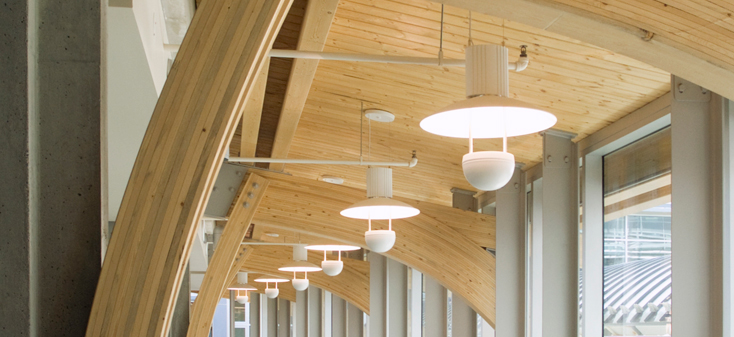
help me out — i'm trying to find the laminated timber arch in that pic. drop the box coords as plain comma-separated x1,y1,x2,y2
441,0,734,100
251,172,498,326
85,0,294,336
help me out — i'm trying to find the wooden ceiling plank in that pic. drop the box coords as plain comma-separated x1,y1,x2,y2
269,0,340,171
240,61,270,160
86,1,292,336
188,174,270,337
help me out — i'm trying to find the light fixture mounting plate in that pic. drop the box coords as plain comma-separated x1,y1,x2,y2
365,109,395,123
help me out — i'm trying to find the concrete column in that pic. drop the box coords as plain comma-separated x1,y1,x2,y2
251,293,262,335
539,130,578,337
670,76,723,336
169,264,191,337
296,287,309,336
346,302,364,337
451,294,477,337
0,0,102,335
332,295,347,337
495,166,526,337
423,275,447,337
369,253,387,335
308,286,323,336
277,298,290,337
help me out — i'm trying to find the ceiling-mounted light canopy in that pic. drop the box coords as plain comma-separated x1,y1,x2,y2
341,167,419,253
228,272,257,291
420,44,556,191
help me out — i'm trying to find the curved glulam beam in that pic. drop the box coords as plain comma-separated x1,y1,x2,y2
442,0,734,100
251,173,497,326
241,245,370,314
85,1,294,336
188,174,269,337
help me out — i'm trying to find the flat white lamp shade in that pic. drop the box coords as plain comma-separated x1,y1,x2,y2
462,151,515,191
365,229,396,253
340,197,420,220
306,245,361,251
420,96,557,139
291,278,309,291
321,260,344,276
278,260,322,273
265,288,279,299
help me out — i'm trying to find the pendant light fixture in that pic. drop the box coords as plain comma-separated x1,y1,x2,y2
254,276,290,299
278,244,322,291
228,272,257,304
306,244,361,276
341,167,419,253
421,13,556,191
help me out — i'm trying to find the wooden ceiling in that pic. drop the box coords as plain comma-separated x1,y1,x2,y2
231,0,670,206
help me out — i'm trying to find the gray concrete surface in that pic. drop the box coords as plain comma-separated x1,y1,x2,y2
0,0,102,335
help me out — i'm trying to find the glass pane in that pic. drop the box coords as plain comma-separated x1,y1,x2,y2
602,127,671,336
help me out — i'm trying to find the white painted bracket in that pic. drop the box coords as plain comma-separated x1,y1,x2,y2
673,77,711,102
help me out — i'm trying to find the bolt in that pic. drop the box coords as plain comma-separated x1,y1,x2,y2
243,202,250,208
678,82,686,93
235,171,242,176
547,155,552,163
247,192,254,198
514,183,519,189
212,186,218,192
229,187,235,192
252,182,259,189
564,156,569,163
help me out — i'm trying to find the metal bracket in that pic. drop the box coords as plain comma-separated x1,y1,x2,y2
203,162,247,219
673,76,711,102
542,129,576,169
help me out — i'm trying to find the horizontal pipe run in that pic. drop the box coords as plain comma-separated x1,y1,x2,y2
162,45,529,71
227,156,418,168
269,49,528,71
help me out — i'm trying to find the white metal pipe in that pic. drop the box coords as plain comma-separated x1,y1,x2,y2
269,49,465,66
228,156,418,168
269,49,528,71
161,45,529,71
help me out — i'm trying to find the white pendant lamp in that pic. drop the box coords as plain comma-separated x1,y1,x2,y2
306,244,361,276
291,272,310,291
278,245,321,291
254,276,289,299
341,167,419,253
228,272,257,304
420,44,556,191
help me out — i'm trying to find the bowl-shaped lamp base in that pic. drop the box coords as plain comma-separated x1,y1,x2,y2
365,229,396,253
462,151,515,191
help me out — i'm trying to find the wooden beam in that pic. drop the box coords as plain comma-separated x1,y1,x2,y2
241,245,370,314
223,246,256,294
251,172,497,326
85,1,293,335
188,173,269,337
269,0,340,171
239,61,270,160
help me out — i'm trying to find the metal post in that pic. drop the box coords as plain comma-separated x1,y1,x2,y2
670,76,723,336
496,166,526,337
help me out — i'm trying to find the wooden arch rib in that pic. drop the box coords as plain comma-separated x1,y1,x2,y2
241,245,371,314
85,0,294,336
443,0,734,100
251,173,497,326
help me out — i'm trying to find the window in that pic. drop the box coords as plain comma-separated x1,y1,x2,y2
602,127,671,336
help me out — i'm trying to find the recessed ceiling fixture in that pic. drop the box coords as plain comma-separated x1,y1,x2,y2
420,44,556,191
278,244,322,291
228,272,257,304
254,276,290,298
306,244,361,276
340,167,419,253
